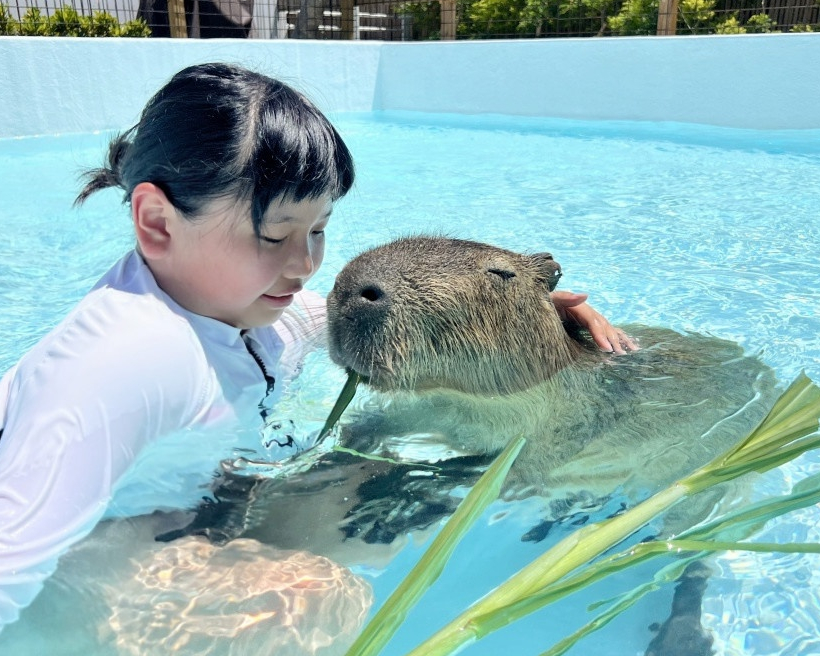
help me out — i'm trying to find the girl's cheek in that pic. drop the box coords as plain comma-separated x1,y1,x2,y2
313,242,326,273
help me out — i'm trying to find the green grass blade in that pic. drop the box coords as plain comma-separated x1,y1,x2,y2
537,535,820,656
402,482,691,656
461,537,765,643
662,538,820,555
683,432,820,489
343,434,526,656
490,522,820,640
680,473,820,543
711,372,820,463
316,370,361,443
493,533,820,656
536,471,820,653
463,541,672,641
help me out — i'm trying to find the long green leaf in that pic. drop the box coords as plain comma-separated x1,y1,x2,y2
402,482,691,656
680,472,820,543
538,536,820,656
343,434,526,656
662,538,820,554
683,373,820,491
470,532,820,656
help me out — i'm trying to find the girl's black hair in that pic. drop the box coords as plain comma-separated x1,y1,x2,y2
76,62,355,235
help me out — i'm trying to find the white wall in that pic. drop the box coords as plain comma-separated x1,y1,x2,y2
0,37,383,138
1,33,819,138
375,34,820,129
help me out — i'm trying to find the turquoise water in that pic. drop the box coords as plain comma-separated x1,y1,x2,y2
1,113,820,655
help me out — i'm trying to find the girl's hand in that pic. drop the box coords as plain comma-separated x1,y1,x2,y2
551,291,638,355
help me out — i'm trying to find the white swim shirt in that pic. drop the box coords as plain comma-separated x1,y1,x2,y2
0,249,327,630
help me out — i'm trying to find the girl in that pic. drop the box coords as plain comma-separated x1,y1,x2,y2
0,62,633,629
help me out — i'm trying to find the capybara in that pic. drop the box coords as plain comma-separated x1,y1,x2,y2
325,235,777,496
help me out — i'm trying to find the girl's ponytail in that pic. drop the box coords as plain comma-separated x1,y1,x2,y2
74,131,132,206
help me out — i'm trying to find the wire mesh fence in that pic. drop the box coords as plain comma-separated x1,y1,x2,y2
1,0,818,38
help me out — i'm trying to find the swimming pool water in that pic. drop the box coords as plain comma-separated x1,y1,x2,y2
1,113,819,655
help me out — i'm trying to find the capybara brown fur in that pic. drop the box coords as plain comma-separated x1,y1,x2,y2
326,235,777,496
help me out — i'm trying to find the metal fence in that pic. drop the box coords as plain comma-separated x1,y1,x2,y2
2,0,818,38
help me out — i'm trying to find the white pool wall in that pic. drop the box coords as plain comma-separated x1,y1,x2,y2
2,33,819,138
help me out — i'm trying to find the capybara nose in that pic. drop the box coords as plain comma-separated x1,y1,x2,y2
359,284,385,303
332,278,392,331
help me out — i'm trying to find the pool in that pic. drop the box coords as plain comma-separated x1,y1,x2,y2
1,112,819,655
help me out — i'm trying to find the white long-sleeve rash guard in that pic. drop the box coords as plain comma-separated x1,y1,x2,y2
0,249,327,630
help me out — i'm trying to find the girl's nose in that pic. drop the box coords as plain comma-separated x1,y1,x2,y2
285,238,316,278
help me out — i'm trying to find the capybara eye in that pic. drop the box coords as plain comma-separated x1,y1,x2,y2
487,268,516,281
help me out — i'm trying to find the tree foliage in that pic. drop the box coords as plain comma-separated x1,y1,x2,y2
0,3,151,36
389,0,814,37
607,0,657,34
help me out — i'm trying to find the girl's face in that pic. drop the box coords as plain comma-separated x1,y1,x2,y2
162,195,332,329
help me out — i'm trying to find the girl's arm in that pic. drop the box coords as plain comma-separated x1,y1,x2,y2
0,308,207,631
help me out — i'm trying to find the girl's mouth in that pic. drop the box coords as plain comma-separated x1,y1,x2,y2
261,293,294,308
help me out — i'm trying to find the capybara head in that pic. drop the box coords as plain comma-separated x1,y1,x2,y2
327,236,591,396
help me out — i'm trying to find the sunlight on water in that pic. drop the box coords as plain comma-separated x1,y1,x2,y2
1,114,819,656
110,538,372,656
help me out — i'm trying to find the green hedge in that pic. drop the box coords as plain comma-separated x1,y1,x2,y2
391,0,817,37
0,4,151,36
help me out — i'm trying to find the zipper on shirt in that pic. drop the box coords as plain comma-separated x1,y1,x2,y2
242,333,276,398
242,333,296,450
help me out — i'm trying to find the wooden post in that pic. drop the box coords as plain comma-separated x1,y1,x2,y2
656,0,678,35
440,0,456,40
340,0,355,39
167,0,188,37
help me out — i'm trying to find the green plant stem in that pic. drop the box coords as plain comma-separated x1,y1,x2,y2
539,554,698,656
537,537,820,656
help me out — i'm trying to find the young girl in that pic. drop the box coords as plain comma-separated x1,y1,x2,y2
0,62,633,630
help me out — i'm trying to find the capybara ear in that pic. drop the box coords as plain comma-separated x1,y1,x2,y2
530,252,563,292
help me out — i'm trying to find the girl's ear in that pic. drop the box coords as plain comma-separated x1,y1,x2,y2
131,182,175,259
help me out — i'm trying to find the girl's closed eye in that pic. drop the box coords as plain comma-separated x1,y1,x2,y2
260,226,326,245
